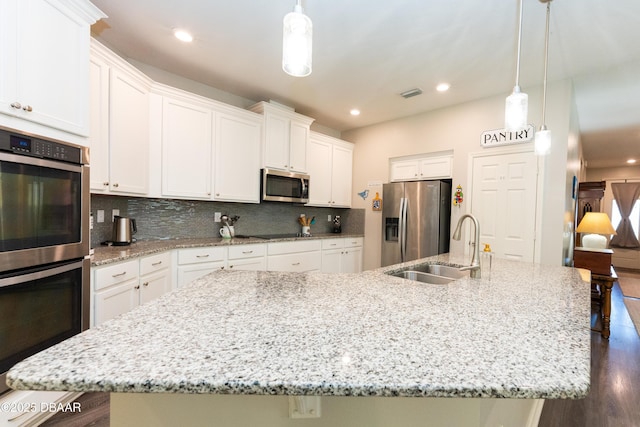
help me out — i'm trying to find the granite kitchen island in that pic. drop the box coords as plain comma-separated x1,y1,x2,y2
7,254,591,426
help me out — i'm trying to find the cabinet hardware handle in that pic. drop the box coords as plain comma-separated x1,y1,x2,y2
196,254,210,258
103,182,109,186
284,165,288,168
292,262,300,266
135,285,140,290
152,261,163,266
113,183,119,187
112,272,127,277
242,250,253,254
216,193,220,196
229,265,234,269
207,192,211,196
22,105,33,112
10,102,21,109
143,282,149,287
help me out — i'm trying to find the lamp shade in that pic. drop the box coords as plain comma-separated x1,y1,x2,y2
282,3,312,77
576,212,617,235
505,86,528,131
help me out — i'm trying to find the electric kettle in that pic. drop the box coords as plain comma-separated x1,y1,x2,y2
112,216,137,245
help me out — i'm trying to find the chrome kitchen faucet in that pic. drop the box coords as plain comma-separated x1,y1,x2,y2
452,213,481,279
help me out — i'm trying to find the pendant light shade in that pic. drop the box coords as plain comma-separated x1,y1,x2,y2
505,0,528,131
535,126,551,155
282,1,312,77
505,86,528,131
535,0,553,156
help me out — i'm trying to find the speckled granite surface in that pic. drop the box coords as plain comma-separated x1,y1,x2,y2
91,234,362,266
7,254,590,399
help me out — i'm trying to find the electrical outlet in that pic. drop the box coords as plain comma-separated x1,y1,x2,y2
214,212,221,222
112,209,119,221
288,396,321,419
97,210,105,223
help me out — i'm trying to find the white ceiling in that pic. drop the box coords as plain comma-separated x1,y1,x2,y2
90,0,640,169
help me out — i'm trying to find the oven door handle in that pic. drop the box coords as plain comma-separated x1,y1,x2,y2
0,259,85,288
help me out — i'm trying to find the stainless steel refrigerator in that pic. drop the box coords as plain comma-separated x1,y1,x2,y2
381,180,451,267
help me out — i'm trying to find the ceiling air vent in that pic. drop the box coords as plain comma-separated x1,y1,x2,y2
400,88,423,99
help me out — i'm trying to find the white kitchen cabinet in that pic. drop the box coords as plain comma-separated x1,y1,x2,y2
89,39,152,195
321,237,363,273
267,240,322,272
306,132,354,208
390,154,452,182
93,259,140,326
213,109,262,203
250,101,314,173
176,246,226,287
161,95,213,199
93,253,172,326
138,252,173,304
0,0,104,143
227,243,266,271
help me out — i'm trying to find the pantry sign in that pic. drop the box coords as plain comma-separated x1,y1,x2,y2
481,124,535,148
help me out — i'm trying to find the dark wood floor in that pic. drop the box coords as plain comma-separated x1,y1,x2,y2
539,274,640,427
40,273,640,427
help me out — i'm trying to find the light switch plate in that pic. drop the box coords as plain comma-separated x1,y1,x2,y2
214,212,221,222
112,209,119,221
97,210,105,223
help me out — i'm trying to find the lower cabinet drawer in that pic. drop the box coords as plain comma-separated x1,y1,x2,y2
94,260,139,291
267,251,321,272
177,247,226,265
228,244,266,260
344,237,363,248
140,251,172,275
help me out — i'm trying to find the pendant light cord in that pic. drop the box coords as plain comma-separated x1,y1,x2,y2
514,0,524,87
541,1,551,126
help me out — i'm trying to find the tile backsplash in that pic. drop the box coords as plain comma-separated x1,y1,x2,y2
91,195,364,246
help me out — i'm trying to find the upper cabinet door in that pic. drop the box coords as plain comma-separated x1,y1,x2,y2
161,96,213,199
288,121,308,173
263,113,290,170
305,136,333,206
213,111,261,203
0,0,103,138
331,144,354,207
109,67,150,194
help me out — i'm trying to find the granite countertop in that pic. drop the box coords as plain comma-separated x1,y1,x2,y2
7,253,591,399
91,233,363,266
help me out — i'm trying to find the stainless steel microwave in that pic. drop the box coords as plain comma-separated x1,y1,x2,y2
261,168,310,203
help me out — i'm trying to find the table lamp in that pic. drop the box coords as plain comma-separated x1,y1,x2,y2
576,212,617,249
574,212,617,275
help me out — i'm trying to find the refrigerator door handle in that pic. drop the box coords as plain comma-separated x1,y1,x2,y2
400,197,408,262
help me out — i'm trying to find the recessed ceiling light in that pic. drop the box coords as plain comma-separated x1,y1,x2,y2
174,29,193,43
627,159,637,164
436,83,450,92
350,109,360,116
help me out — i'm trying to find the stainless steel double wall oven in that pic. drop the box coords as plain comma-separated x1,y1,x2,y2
0,128,90,395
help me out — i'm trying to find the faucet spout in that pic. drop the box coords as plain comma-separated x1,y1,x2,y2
452,213,481,279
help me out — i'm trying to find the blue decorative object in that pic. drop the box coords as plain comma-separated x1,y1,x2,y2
358,189,369,200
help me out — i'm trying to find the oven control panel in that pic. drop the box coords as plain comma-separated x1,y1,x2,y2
0,129,82,164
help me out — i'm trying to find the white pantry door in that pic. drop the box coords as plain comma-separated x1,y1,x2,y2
471,151,538,261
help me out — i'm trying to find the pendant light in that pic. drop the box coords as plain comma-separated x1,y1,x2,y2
282,0,312,77
505,0,528,131
535,0,553,156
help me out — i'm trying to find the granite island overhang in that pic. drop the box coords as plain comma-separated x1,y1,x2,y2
6,254,591,426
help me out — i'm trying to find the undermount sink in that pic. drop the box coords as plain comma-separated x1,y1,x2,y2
387,263,469,284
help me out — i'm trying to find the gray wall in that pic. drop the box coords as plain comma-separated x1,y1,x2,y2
91,195,364,246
